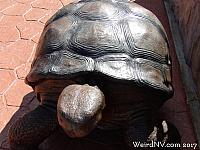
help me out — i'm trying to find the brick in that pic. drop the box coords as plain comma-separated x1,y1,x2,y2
7,39,34,62
0,15,24,27
0,26,19,43
5,79,33,106
0,40,34,69
31,0,63,10
28,42,37,63
0,50,23,70
16,63,31,80
39,13,51,25
2,3,31,16
24,8,48,21
39,10,57,24
31,32,41,44
0,42,3,51
0,95,5,110
14,0,36,4
0,1,16,12
0,12,3,21
17,21,44,40
0,70,15,94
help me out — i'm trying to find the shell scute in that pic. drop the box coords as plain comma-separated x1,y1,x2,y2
26,0,173,96
35,16,75,59
69,21,122,57
75,1,124,21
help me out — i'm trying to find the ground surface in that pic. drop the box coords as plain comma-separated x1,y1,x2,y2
0,0,198,149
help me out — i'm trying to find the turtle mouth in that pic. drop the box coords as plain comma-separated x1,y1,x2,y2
57,84,105,138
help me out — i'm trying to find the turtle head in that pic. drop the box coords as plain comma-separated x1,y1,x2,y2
57,84,105,138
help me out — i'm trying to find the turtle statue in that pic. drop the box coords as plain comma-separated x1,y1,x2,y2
9,0,180,149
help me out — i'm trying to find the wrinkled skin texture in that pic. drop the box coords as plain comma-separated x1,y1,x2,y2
9,0,181,149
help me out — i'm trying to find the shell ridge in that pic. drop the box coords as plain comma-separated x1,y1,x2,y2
69,21,123,58
32,51,95,78
45,2,84,27
117,1,168,42
121,19,168,64
74,0,124,21
128,13,168,43
94,54,172,93
36,16,78,59
26,0,173,97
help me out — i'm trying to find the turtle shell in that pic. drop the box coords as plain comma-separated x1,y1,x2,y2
26,0,173,96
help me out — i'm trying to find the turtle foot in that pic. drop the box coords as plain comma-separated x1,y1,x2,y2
8,105,58,150
124,120,181,150
147,120,181,149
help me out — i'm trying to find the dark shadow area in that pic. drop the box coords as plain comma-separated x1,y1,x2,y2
39,128,127,150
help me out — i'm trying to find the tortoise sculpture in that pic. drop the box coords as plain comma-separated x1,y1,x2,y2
9,0,180,149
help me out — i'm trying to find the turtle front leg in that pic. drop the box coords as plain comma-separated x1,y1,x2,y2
9,105,59,150
124,119,181,150
147,120,181,150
